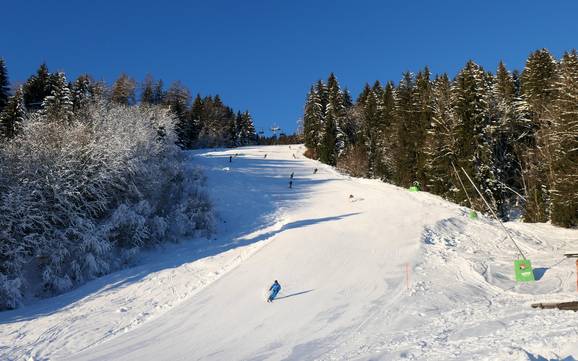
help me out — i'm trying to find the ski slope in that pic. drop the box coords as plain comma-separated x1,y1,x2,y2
1,145,578,361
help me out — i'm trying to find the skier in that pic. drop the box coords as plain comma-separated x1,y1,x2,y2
313,168,318,174
264,154,267,159
229,155,232,163
267,280,281,302
290,172,294,179
292,153,296,159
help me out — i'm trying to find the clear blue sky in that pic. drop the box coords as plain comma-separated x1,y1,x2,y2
3,0,578,134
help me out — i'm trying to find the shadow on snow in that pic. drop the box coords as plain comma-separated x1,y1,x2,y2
275,289,315,301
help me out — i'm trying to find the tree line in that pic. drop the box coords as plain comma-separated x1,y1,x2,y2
303,49,577,228
0,61,257,148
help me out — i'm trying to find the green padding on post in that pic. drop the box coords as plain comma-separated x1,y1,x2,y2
468,210,478,219
409,186,420,192
514,259,535,282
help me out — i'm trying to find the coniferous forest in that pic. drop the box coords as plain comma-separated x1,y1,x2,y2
302,49,577,228
0,61,258,309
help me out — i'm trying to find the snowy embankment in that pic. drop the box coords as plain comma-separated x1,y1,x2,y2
1,145,578,361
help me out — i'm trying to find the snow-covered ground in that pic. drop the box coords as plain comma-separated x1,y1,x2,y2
1,145,577,361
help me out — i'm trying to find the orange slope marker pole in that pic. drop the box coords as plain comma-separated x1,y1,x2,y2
406,263,410,291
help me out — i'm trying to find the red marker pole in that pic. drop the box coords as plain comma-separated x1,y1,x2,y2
406,263,410,290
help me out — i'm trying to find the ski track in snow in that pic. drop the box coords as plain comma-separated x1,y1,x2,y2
1,145,577,361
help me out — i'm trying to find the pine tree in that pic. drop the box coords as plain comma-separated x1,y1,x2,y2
393,71,419,186
140,74,155,105
343,88,353,108
549,50,578,227
153,79,165,105
357,83,372,104
423,74,456,198
40,72,73,122
111,73,136,105
0,87,26,139
491,62,530,218
521,49,558,119
188,94,204,146
23,63,51,111
414,67,434,186
451,61,500,211
520,49,559,222
196,94,233,147
164,81,191,148
371,80,384,98
315,80,328,150
327,73,347,157
319,111,337,165
0,58,10,113
229,112,240,147
381,81,396,129
303,84,324,156
240,110,257,145
71,74,93,114
378,81,396,180
362,89,383,178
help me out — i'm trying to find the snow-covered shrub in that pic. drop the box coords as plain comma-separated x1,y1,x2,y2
0,273,22,309
105,203,150,249
0,102,213,309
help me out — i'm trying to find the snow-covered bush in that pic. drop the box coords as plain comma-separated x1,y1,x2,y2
0,273,22,309
0,102,213,309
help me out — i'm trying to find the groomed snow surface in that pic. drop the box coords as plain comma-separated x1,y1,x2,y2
1,145,578,361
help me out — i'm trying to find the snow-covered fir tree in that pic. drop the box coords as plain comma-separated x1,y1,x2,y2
237,111,256,146
520,49,559,222
393,71,419,187
423,74,456,198
23,63,51,111
450,61,497,210
361,87,383,178
0,87,26,139
303,85,323,155
0,58,9,113
549,50,578,227
40,72,73,122
71,74,94,115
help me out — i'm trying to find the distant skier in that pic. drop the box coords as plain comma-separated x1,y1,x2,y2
229,155,232,163
267,280,281,302
292,153,296,159
290,172,294,179
313,168,318,174
264,154,268,159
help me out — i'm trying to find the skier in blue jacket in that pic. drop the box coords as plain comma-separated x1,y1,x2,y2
267,280,281,302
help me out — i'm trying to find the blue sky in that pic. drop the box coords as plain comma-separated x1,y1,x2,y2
2,0,578,133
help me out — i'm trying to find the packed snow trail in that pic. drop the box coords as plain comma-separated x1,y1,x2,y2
1,145,577,360
65,145,447,360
